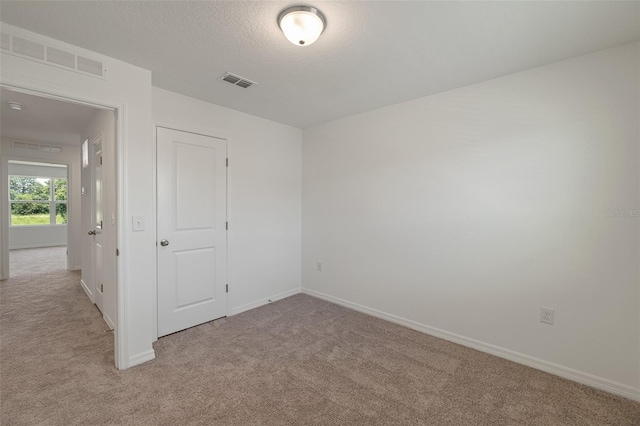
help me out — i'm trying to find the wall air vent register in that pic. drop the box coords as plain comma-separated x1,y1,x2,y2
12,140,63,153
1,30,107,80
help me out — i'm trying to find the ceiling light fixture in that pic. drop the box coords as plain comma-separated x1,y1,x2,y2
278,6,326,47
8,102,23,111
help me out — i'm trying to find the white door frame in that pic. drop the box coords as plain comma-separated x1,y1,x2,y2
0,80,127,369
2,157,72,269
91,133,104,313
153,123,230,340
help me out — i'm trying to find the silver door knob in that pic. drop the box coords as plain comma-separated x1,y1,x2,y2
160,239,169,247
88,230,96,235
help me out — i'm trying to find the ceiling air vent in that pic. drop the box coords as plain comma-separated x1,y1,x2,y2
219,72,256,89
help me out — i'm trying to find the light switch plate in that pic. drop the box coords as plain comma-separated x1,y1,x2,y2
132,215,145,231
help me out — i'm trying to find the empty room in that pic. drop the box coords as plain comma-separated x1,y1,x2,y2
0,1,638,424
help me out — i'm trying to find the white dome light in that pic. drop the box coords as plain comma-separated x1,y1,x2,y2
278,6,326,47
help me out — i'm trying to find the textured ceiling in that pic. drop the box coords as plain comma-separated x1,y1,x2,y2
1,1,638,128
0,87,99,145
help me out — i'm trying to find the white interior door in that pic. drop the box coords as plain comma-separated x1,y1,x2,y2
157,127,227,337
92,139,104,312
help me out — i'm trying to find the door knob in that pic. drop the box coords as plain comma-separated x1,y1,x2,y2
160,239,169,247
88,230,96,235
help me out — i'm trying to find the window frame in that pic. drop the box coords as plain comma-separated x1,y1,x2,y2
9,174,68,227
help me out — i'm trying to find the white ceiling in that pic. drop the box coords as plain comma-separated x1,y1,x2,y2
1,1,638,128
0,87,100,145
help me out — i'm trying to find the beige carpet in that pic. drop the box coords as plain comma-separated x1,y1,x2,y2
1,248,639,425
8,246,68,277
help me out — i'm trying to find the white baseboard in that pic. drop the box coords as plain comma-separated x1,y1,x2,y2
9,242,66,250
129,349,155,367
230,287,302,316
302,288,640,402
103,313,115,331
80,278,94,302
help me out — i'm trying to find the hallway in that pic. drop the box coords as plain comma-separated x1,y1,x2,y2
1,247,115,422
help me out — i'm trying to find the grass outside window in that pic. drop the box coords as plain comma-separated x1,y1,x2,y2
11,214,67,226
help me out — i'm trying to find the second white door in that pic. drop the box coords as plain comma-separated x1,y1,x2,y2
157,127,228,337
93,136,104,312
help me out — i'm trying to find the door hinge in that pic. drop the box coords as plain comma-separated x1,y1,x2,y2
226,158,229,167
116,248,119,256
226,221,228,230
226,284,228,293
100,284,104,293
66,250,68,255
100,156,103,165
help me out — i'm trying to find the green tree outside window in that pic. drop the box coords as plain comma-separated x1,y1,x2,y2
10,176,67,225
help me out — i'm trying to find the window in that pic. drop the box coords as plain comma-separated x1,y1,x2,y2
9,176,67,226
82,139,89,168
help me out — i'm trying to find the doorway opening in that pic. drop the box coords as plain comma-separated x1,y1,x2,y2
8,161,69,273
1,85,119,365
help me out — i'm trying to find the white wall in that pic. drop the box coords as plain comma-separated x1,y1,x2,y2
1,23,155,368
302,42,640,399
153,87,302,318
2,139,79,264
9,226,66,249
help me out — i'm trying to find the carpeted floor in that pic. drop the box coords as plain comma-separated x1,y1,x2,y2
1,248,639,425
8,246,68,277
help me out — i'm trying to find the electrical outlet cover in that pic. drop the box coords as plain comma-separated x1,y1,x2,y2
540,307,555,325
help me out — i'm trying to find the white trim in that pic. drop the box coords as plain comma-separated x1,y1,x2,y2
91,132,104,146
114,103,127,370
153,120,229,144
8,224,68,228
302,288,640,402
0,82,114,111
231,287,302,316
80,278,94,302
103,313,115,331
224,140,229,322
9,242,66,250
152,125,158,342
0,158,7,280
128,349,155,367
